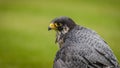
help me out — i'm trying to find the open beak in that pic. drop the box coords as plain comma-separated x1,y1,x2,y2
48,23,56,31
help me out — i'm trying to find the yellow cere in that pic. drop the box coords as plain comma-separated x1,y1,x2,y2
49,23,56,29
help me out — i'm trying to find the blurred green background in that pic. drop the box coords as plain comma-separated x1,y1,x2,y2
0,0,120,68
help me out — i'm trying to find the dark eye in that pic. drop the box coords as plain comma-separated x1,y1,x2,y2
55,23,62,27
57,23,62,26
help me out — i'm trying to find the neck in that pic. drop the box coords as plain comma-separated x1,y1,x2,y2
55,25,69,48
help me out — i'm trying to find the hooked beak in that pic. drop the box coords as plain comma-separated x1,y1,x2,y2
48,27,52,31
48,23,56,31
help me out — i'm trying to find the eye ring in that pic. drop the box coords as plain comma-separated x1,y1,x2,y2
55,23,58,27
59,23,62,26
56,23,62,26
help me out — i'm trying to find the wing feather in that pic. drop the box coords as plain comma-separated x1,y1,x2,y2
53,26,119,68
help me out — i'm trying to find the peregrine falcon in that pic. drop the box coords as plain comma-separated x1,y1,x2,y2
48,16,120,68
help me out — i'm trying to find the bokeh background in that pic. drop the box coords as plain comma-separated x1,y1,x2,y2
0,0,120,68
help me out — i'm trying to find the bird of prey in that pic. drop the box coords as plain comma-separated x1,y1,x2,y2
48,16,120,68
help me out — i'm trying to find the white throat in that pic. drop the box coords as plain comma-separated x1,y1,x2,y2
56,25,70,48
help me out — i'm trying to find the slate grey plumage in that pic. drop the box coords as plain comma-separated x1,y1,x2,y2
48,16,120,68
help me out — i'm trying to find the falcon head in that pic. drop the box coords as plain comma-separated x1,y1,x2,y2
48,16,76,33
